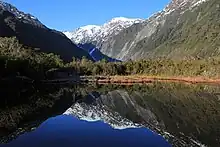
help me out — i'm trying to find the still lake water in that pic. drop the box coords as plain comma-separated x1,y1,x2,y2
1,82,220,147
3,115,170,147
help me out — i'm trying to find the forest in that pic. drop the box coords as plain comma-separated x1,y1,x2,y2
1,37,220,81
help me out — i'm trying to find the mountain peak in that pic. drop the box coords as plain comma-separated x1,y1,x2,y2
0,1,45,28
63,17,143,44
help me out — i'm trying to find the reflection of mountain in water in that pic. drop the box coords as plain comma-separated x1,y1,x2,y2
64,102,142,130
64,90,161,130
64,89,179,145
64,83,220,147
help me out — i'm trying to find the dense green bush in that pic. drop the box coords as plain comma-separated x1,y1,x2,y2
1,36,220,79
0,37,64,79
67,57,220,78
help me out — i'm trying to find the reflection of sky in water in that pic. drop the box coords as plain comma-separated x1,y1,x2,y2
3,115,171,147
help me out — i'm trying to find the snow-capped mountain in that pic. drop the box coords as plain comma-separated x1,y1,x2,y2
63,0,211,61
0,1,45,28
63,25,101,44
64,102,142,130
63,17,144,44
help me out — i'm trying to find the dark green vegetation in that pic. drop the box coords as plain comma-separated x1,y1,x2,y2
0,37,65,80
0,6,92,61
1,36,220,82
68,57,220,78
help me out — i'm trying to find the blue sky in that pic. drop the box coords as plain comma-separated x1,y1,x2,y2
4,0,170,31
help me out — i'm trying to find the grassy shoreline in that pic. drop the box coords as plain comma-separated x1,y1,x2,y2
82,75,220,84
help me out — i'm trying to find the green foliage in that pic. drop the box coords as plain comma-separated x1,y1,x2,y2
1,36,220,80
0,37,64,79
66,57,220,78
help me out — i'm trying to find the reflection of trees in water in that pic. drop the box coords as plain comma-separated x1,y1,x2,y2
139,83,220,147
96,83,220,147
0,84,84,143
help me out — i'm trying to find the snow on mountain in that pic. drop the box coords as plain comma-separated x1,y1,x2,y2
63,17,144,44
190,0,208,8
0,1,45,28
63,0,208,45
63,25,101,44
64,102,142,130
163,0,209,15
63,0,210,61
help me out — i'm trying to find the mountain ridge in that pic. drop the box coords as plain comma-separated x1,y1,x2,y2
63,17,144,44
64,0,213,61
0,1,45,28
0,1,93,62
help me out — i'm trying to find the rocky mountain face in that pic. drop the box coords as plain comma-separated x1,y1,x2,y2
63,17,144,60
0,1,93,62
65,0,218,61
126,0,215,60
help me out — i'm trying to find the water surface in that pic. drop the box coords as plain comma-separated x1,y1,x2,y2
1,82,220,147
3,115,170,147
